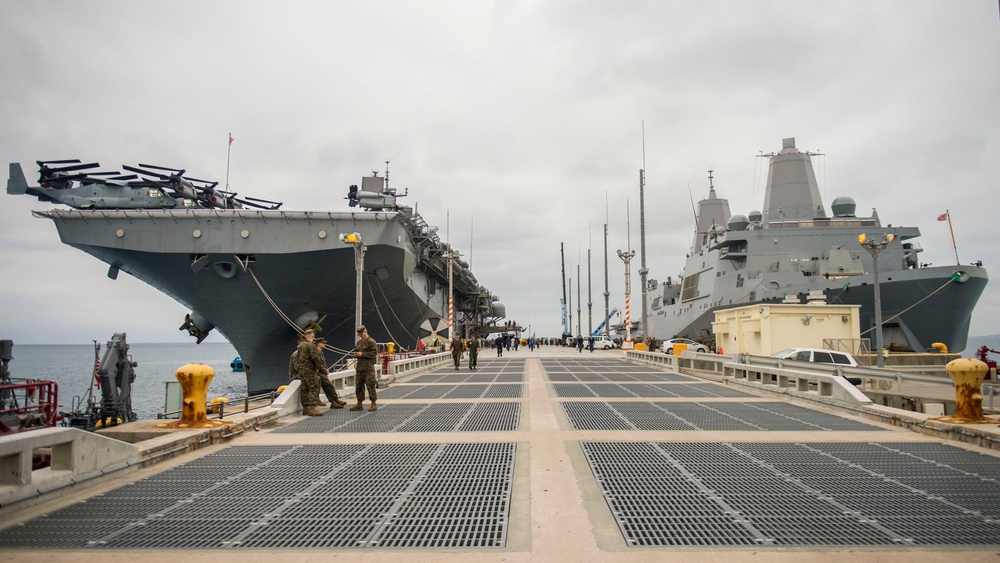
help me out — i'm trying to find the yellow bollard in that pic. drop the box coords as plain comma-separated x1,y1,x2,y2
208,396,229,414
933,357,993,424
157,363,229,428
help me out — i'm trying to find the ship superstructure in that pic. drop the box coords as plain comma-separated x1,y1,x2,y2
646,138,987,353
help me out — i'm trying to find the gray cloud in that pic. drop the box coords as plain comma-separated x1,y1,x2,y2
0,1,996,347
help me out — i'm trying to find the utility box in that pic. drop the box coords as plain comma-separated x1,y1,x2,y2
712,301,861,356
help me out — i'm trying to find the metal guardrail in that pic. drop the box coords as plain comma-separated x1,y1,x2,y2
625,349,1000,410
0,379,59,435
386,352,450,378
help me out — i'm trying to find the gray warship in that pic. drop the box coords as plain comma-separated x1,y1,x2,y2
646,138,988,353
8,160,505,394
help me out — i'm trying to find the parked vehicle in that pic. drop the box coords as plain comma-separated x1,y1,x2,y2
590,336,617,350
662,338,709,354
770,347,860,367
771,347,862,385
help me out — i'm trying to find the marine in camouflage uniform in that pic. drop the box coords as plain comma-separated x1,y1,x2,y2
292,329,327,416
350,325,379,411
467,338,479,370
315,338,346,409
451,336,464,370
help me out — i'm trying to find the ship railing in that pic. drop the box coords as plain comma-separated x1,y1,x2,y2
0,379,59,435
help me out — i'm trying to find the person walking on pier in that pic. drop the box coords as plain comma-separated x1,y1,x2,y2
467,337,479,370
350,325,379,412
291,329,326,416
577,335,584,353
451,335,464,370
314,338,347,409
495,336,504,357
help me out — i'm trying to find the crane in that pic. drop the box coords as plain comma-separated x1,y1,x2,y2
592,308,619,337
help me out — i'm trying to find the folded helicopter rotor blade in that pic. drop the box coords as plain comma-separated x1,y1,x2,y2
237,197,282,209
48,162,100,173
46,173,91,182
138,163,184,173
243,196,283,205
122,164,170,179
37,159,82,165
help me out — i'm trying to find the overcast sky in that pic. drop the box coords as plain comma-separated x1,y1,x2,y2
1,1,997,349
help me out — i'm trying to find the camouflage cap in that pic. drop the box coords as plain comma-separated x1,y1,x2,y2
315,337,326,345
356,325,367,335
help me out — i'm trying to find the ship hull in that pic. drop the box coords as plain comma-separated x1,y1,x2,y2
42,209,457,394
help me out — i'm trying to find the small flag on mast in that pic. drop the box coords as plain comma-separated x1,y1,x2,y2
937,212,948,221
229,133,234,145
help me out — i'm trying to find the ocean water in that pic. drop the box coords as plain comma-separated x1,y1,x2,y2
4,342,245,420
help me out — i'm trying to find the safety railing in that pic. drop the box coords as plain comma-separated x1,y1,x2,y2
157,390,283,420
0,380,59,435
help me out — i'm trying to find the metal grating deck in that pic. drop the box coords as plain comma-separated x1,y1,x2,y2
0,443,516,549
581,441,1000,547
553,382,754,399
377,383,523,400
562,401,880,431
273,402,521,433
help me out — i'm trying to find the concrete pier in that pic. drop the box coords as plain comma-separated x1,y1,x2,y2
1,346,999,561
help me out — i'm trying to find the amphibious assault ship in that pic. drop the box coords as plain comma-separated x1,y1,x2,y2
646,138,988,353
8,160,505,394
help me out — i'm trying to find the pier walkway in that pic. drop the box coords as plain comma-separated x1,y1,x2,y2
2,347,1000,562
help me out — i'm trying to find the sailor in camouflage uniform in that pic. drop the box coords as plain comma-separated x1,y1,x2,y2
292,329,326,416
350,325,380,412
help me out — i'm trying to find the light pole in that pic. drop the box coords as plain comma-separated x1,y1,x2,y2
445,248,460,340
617,248,635,343
340,232,366,343
858,232,894,368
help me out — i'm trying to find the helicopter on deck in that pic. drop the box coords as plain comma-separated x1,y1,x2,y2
7,160,281,210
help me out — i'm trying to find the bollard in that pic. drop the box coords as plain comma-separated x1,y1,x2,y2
934,357,992,424
156,363,229,428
